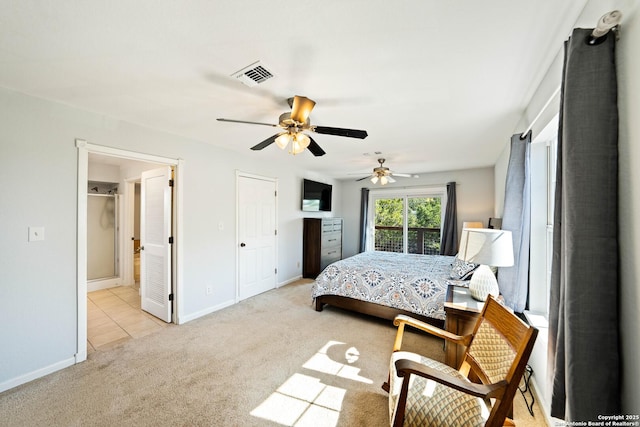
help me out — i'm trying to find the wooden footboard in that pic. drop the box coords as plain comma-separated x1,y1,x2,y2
314,294,444,328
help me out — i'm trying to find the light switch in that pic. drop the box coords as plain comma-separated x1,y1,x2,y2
218,221,224,231
29,226,45,242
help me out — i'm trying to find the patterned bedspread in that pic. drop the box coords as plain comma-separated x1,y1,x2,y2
312,251,466,320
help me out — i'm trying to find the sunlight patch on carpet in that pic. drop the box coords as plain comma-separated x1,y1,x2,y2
250,340,372,426
303,340,373,384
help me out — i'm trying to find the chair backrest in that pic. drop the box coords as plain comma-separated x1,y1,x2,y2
461,297,538,426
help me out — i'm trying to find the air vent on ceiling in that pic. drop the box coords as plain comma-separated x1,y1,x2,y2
232,61,275,87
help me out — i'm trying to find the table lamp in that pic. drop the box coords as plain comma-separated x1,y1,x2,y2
458,228,514,301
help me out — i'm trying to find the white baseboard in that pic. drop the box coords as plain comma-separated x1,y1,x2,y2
278,275,303,287
87,277,123,292
75,349,87,363
0,357,76,393
529,375,557,427
177,277,305,324
177,299,236,324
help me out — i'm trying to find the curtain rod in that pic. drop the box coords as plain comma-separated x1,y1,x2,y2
366,183,455,192
521,10,622,139
520,86,561,140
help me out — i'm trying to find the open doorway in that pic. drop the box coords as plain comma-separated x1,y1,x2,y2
86,156,167,351
76,140,183,362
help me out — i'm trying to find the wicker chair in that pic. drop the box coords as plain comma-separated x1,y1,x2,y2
385,296,538,427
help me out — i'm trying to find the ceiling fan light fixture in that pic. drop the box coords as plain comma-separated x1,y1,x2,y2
275,133,291,149
356,158,411,184
289,133,310,155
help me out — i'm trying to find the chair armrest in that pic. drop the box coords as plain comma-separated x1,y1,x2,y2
395,358,507,400
393,314,472,347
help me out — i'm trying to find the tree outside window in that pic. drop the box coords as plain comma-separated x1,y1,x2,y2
374,196,441,254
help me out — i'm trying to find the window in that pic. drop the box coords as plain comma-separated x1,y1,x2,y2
529,115,558,316
366,187,446,254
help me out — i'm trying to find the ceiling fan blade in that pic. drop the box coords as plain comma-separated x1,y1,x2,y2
217,118,279,127
386,176,396,183
290,96,316,124
306,136,326,157
312,126,368,139
391,173,412,177
250,133,284,151
355,176,372,181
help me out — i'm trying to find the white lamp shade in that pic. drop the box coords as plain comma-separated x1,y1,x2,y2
458,228,514,267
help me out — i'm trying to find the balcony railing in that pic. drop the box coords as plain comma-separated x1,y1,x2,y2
374,226,441,255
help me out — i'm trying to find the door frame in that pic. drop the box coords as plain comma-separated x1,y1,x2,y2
75,139,184,363
122,178,139,288
235,170,278,303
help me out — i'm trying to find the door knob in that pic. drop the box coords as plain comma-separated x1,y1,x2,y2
240,243,246,247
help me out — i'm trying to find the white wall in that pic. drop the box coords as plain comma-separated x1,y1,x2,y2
0,86,340,390
338,167,494,258
494,0,640,416
88,162,120,183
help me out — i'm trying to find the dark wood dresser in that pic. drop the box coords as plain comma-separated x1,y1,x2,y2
302,218,343,278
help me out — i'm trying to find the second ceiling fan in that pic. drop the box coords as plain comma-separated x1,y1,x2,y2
356,158,417,185
217,95,368,156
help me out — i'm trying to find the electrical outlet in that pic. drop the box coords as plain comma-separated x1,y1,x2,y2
297,261,300,269
206,286,213,295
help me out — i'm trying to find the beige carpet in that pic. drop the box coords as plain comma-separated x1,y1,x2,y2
0,279,547,426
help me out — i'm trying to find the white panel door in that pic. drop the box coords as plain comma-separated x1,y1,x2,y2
140,166,172,322
238,176,277,300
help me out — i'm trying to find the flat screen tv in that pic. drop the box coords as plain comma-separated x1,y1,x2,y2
302,179,332,212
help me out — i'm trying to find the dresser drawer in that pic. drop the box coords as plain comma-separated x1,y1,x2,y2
322,219,342,233
322,231,342,248
321,249,342,270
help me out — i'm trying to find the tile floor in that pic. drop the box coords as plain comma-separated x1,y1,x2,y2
87,286,169,353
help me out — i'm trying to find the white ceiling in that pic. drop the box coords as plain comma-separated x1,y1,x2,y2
0,1,590,179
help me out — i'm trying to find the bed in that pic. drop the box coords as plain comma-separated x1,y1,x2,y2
312,251,474,327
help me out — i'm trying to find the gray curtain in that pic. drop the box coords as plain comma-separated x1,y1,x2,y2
359,188,369,252
498,133,531,312
548,28,620,421
439,182,457,255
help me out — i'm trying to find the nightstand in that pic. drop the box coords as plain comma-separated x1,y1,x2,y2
444,285,515,418
443,284,484,369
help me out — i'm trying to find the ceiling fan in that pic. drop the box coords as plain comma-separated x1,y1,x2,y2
216,95,368,156
356,158,418,185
